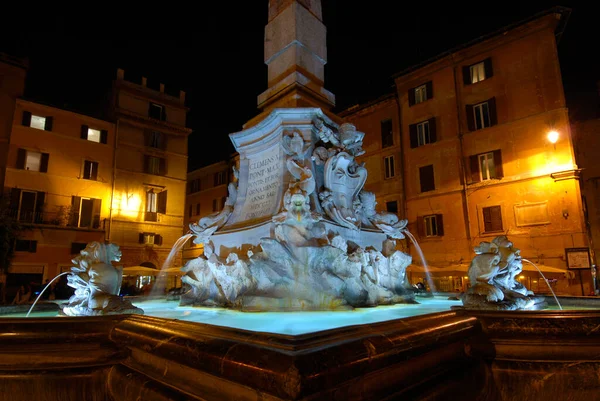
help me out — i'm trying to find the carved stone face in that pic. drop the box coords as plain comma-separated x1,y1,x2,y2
107,244,122,263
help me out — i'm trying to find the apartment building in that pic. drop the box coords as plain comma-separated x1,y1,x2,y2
343,9,589,295
108,69,192,270
4,98,115,294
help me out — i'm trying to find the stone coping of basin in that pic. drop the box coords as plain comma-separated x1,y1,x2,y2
0,310,479,400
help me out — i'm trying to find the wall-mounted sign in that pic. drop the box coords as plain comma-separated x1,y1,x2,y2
565,248,592,269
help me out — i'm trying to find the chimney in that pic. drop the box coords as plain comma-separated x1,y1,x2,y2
159,83,165,93
179,90,186,103
117,68,124,80
142,77,147,87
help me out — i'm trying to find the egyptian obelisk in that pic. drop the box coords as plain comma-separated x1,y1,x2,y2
256,0,336,113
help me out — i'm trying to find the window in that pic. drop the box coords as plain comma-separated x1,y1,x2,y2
419,165,435,192
139,233,163,246
386,201,398,214
188,178,201,194
150,131,163,149
466,98,497,131
414,85,427,104
83,160,99,180
464,58,493,85
148,102,166,121
145,189,167,221
469,150,503,183
145,155,165,175
71,242,87,254
214,171,226,186
22,111,53,131
9,189,45,224
474,102,490,130
381,119,393,148
144,233,155,245
483,206,503,232
80,125,108,144
14,239,37,253
196,203,201,215
16,149,49,173
188,204,193,217
409,118,436,148
421,214,444,237
408,81,433,106
68,196,102,228
384,155,395,179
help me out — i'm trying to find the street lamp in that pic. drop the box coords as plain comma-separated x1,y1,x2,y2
547,130,559,144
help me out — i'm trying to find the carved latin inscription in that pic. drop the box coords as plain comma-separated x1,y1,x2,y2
241,147,283,221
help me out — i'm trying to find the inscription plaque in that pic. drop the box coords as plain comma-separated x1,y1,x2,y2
240,146,283,221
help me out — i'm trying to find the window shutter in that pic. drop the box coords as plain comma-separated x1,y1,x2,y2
10,188,21,212
483,207,492,232
160,134,167,150
493,150,504,179
29,240,37,253
80,125,88,139
159,158,166,175
70,196,81,227
417,217,425,238
143,129,151,147
100,130,108,144
429,117,437,143
436,214,444,236
462,66,471,85
91,162,98,181
92,198,102,228
408,88,415,107
157,190,167,214
35,191,45,223
16,148,26,169
466,104,475,131
155,235,163,246
40,153,49,173
425,81,433,100
409,123,418,148
484,58,493,79
161,107,167,121
22,111,32,126
491,206,503,231
44,116,53,131
139,233,145,244
488,97,497,126
469,155,480,183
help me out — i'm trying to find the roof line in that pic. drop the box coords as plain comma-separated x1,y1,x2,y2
392,6,571,79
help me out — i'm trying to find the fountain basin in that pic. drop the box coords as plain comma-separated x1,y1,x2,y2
2,299,600,400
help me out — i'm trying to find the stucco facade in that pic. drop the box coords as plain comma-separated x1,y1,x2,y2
342,11,589,295
109,69,191,270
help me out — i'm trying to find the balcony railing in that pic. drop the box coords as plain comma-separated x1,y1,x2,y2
7,209,105,230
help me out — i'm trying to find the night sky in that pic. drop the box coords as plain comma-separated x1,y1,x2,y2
1,1,598,171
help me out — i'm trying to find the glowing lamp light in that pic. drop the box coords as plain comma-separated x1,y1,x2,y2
547,130,559,144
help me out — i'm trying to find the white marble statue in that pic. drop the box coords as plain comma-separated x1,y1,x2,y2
189,166,239,244
179,110,417,310
461,236,543,310
62,242,143,316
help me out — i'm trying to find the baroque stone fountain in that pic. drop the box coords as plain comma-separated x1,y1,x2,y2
181,110,415,311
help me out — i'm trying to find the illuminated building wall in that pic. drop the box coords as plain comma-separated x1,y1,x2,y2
108,69,191,270
3,98,115,286
183,160,233,265
343,11,589,295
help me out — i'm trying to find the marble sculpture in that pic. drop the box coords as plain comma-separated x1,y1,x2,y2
183,110,416,310
62,242,143,316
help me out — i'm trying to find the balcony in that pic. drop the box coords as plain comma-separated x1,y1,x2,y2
8,208,105,231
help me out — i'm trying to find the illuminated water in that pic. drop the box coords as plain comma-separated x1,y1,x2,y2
5,296,462,335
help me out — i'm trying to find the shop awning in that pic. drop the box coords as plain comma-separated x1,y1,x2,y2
407,263,575,278
122,266,184,276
